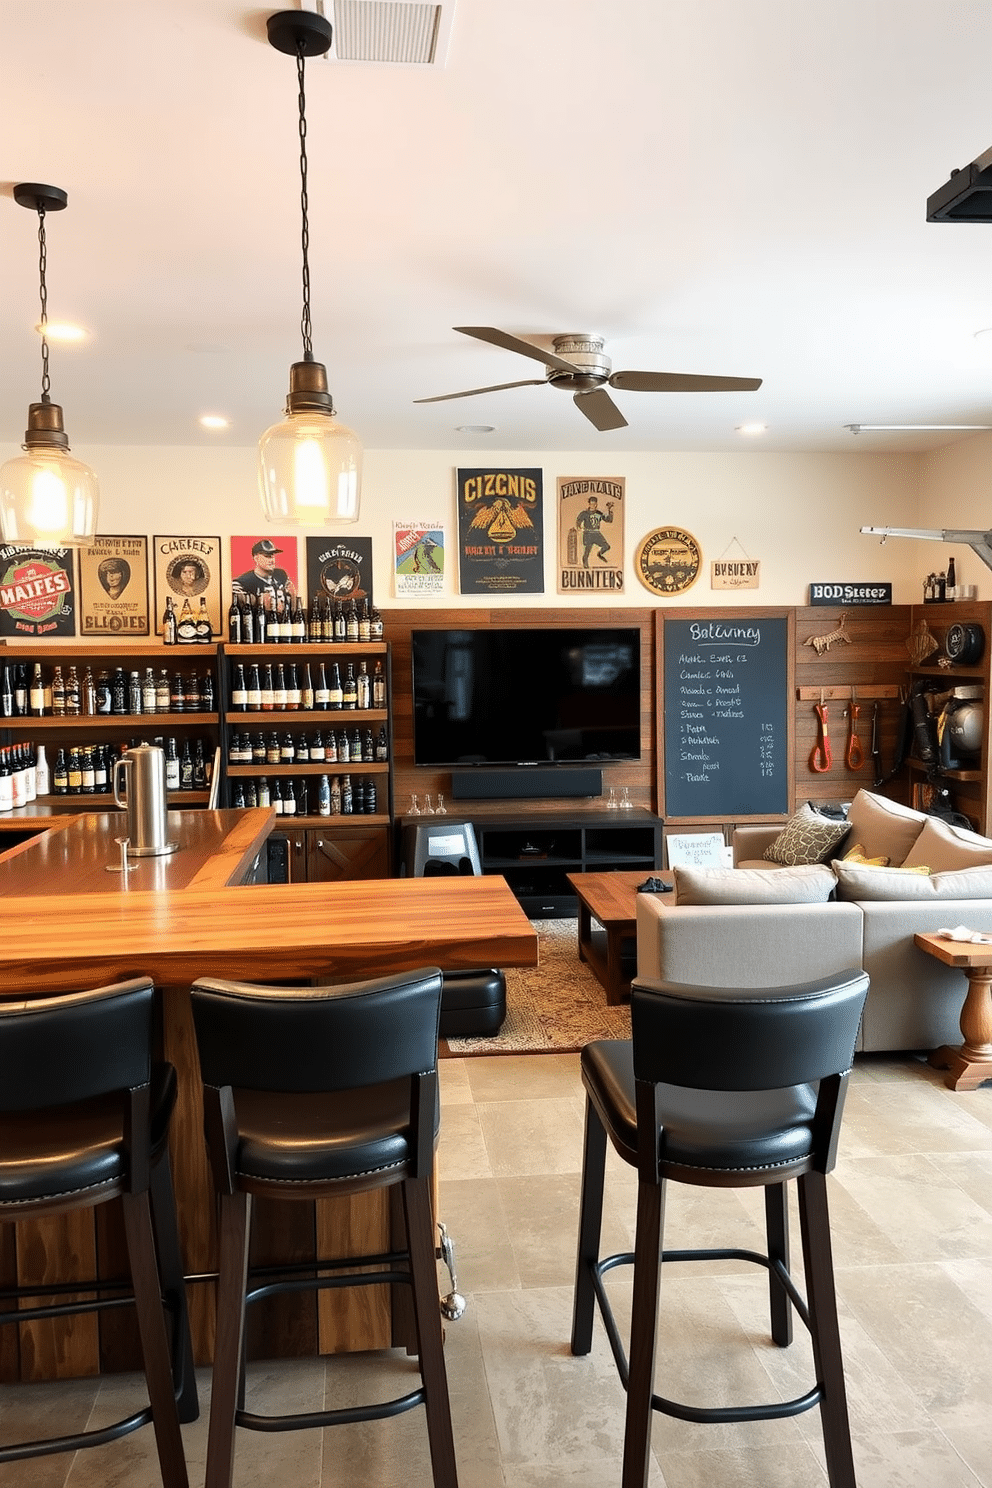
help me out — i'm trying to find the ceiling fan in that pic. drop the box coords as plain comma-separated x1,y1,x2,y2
414,327,762,431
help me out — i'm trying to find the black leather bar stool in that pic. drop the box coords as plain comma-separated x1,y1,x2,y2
400,819,506,1038
189,966,459,1488
0,977,197,1487
571,968,870,1488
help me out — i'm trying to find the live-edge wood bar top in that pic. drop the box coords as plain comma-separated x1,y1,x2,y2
0,806,274,898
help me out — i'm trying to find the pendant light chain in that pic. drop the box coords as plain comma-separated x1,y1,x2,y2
36,205,52,402
296,41,313,362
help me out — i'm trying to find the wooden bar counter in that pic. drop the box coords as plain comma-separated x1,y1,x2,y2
0,810,538,1381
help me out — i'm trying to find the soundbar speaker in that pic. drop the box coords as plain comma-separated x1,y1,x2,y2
450,768,603,800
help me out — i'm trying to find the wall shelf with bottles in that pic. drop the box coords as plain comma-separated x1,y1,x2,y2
218,642,392,829
0,642,220,814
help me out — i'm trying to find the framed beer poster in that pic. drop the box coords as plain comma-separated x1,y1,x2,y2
78,535,150,636
153,535,223,641
557,476,625,594
305,536,373,605
0,543,76,638
456,467,543,595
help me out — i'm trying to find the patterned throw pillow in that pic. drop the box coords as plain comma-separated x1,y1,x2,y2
763,805,851,866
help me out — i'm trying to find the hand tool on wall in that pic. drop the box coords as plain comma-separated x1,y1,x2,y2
845,688,865,770
871,702,882,784
809,694,832,772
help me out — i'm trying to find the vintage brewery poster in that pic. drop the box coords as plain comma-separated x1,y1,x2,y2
394,521,444,597
557,476,625,593
78,535,150,636
456,468,543,595
0,544,76,638
305,536,373,605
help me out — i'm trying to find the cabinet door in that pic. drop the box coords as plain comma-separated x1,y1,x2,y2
307,826,390,881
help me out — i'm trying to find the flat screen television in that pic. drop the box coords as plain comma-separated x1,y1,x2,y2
411,627,641,767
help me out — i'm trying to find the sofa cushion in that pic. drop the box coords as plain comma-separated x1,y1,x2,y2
844,790,927,866
762,805,851,866
842,843,890,867
674,863,837,905
833,861,992,900
901,816,992,872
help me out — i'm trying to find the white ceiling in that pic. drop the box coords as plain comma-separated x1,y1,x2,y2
3,0,992,459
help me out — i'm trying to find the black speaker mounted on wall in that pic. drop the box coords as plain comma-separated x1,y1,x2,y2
450,768,603,801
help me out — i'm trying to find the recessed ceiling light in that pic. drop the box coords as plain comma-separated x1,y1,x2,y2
199,414,230,430
456,424,496,434
735,423,767,435
35,321,86,341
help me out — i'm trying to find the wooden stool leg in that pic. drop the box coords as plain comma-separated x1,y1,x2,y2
403,1177,458,1488
205,1192,252,1488
121,1191,190,1488
149,1151,199,1423
571,1101,608,1356
798,1173,856,1488
621,1177,666,1488
764,1183,793,1348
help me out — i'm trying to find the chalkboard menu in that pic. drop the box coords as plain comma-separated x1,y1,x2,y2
662,613,789,818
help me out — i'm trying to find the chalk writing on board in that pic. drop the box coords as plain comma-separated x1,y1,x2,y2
664,615,788,818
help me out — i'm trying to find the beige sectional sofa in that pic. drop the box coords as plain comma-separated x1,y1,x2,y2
637,791,992,1053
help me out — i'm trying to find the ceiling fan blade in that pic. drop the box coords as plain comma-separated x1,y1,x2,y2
414,378,546,405
575,389,628,431
610,370,763,393
454,326,581,374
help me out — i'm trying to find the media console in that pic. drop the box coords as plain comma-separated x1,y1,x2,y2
422,809,663,919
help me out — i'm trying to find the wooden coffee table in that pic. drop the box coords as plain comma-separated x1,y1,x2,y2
567,870,672,1005
915,932,992,1091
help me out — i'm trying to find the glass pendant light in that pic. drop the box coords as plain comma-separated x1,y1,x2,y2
259,11,362,527
0,184,99,546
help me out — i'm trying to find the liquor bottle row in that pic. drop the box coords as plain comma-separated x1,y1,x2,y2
228,725,388,767
230,774,379,816
229,658,384,712
227,591,383,646
0,737,212,807
2,662,215,718
162,595,214,645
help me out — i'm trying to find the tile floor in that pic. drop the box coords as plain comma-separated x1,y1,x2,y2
2,1051,991,1487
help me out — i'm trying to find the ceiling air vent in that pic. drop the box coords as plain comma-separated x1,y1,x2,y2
330,1,451,65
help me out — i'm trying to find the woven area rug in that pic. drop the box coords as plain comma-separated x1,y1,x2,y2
443,918,632,1057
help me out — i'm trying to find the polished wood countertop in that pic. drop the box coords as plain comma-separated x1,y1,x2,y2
0,807,274,896
0,873,538,994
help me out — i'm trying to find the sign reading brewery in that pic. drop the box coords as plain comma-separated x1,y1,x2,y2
557,476,624,593
0,543,75,638
78,535,150,636
457,467,544,595
809,582,892,606
711,559,760,590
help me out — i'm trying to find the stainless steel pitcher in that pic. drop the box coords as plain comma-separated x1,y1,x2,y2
112,744,177,856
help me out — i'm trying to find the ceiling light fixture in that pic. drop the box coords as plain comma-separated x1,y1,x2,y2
199,414,230,430
456,424,496,434
36,322,87,342
258,10,362,527
735,423,767,435
845,423,992,433
0,184,99,546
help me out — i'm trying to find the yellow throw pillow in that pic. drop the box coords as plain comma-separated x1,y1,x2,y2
843,843,890,867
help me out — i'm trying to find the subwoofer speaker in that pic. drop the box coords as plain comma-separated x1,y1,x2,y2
450,768,603,800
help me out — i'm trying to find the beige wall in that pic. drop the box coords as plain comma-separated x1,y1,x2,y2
1,439,929,607
919,431,992,601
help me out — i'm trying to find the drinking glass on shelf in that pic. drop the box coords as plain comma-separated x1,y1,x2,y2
619,786,633,810
408,794,421,816
435,792,447,815
605,786,618,810
423,794,434,815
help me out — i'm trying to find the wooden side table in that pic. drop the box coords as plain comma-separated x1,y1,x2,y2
914,932,992,1091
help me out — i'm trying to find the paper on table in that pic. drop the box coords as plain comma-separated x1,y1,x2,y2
936,925,992,943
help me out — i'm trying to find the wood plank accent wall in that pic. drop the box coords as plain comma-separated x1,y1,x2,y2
380,608,657,815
